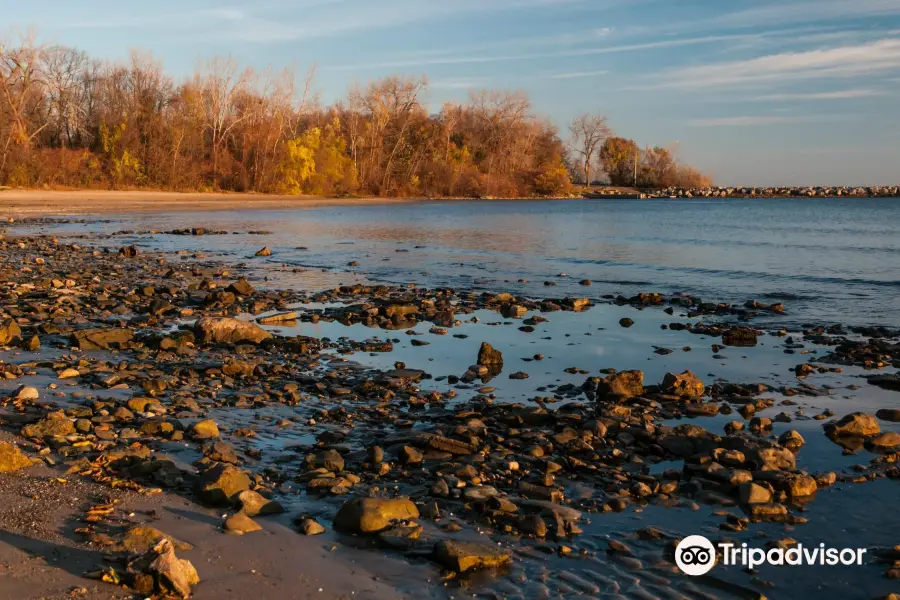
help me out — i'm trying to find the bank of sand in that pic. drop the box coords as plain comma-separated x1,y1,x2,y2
0,189,423,216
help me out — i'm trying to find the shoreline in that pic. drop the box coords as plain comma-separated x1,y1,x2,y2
0,222,899,599
2,188,898,217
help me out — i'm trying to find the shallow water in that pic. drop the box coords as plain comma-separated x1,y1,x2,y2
37,196,900,329
13,199,900,599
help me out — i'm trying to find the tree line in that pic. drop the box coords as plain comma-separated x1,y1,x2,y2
0,36,711,197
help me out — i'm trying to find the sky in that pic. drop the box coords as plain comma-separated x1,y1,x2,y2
3,0,900,186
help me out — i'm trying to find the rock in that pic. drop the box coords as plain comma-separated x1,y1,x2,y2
477,342,503,366
738,482,772,505
333,497,420,534
661,370,705,397
0,318,22,346
58,368,80,379
71,328,133,350
868,373,900,391
24,335,40,351
193,317,272,345
827,412,880,437
298,517,325,535
203,441,240,465
433,540,512,572
595,370,644,398
788,475,817,498
224,511,262,535
119,245,138,258
142,540,199,598
399,445,424,465
748,503,788,521
226,278,255,295
195,465,251,505
317,449,345,472
258,312,298,325
619,318,634,328
869,432,900,449
21,411,75,439
0,441,31,473
722,327,758,347
778,430,805,450
876,408,900,422
12,385,39,401
121,526,192,553
237,490,285,517
255,247,272,257
191,419,220,440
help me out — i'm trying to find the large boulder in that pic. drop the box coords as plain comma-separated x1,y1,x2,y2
827,412,880,437
594,370,644,399
334,497,419,534
433,540,512,572
21,411,75,439
71,328,133,350
477,342,503,367
0,441,31,472
194,465,251,505
0,318,22,346
661,370,705,397
193,318,272,345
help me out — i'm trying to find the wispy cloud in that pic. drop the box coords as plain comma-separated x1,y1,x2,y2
689,115,834,127
691,0,900,31
648,39,900,90
328,32,761,70
550,69,610,79
749,89,887,101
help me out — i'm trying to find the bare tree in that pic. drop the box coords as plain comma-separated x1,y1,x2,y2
196,56,253,182
0,34,49,172
569,113,612,186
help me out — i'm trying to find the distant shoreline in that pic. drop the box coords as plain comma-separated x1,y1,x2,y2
0,187,897,216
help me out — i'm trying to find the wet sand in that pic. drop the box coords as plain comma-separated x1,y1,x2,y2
0,189,423,216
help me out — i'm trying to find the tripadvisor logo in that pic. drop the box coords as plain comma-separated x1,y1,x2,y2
675,535,868,576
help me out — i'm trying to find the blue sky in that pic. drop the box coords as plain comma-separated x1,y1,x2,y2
4,0,900,185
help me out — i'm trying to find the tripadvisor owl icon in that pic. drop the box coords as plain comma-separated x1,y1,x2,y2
675,535,717,576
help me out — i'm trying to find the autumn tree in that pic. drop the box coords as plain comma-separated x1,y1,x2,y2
569,113,611,186
599,137,640,187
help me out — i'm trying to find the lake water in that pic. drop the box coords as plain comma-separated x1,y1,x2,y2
47,196,900,329
20,196,900,599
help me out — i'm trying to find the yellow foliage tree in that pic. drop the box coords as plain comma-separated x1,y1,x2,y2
279,118,356,196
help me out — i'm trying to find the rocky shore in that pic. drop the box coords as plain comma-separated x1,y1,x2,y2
587,185,900,199
1,222,899,599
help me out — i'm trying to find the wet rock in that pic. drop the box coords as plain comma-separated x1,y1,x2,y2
237,490,285,516
333,497,419,534
722,327,758,347
12,385,39,401
24,335,40,351
0,318,22,346
226,278,255,296
119,245,138,258
747,503,788,522
203,441,239,465
224,511,262,535
778,430,805,450
317,449,345,472
128,540,199,599
868,373,900,391
619,318,634,328
826,412,880,437
58,367,80,379
876,408,900,422
868,432,900,449
0,441,31,472
190,419,220,440
433,540,512,573
21,411,75,439
661,370,705,397
477,342,504,367
195,465,252,506
788,475,817,498
298,517,325,535
258,312,298,325
255,247,272,257
193,317,272,345
738,482,772,505
71,328,134,350
593,370,644,399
